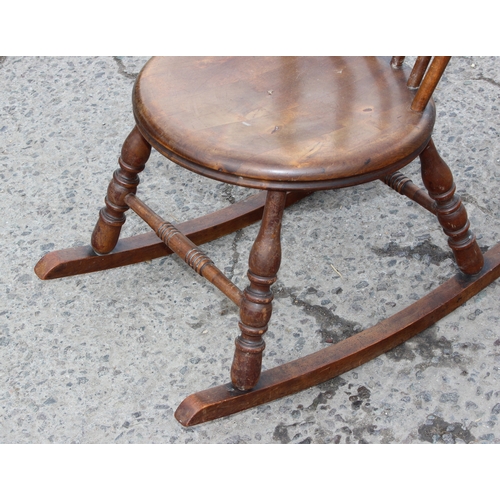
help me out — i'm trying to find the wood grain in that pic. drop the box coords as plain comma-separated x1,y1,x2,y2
134,57,436,190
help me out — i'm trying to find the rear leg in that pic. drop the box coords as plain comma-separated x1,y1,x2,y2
420,138,484,275
91,125,152,255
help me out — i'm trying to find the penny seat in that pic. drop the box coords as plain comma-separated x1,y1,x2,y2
35,57,500,426
133,56,435,190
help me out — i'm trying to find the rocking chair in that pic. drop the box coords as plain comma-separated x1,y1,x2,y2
35,57,500,426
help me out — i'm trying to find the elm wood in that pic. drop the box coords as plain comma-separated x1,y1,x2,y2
407,56,432,89
91,126,152,255
133,57,436,191
34,190,311,280
420,139,484,275
175,241,500,426
125,193,243,306
382,171,437,215
231,190,287,391
412,57,451,112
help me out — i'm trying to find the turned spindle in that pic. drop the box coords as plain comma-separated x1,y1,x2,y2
125,193,243,306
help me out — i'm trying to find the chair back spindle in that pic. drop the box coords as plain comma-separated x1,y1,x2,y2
407,56,432,89
411,56,451,112
391,56,405,68
392,56,451,112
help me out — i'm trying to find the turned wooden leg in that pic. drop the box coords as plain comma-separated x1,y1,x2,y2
420,138,484,275
91,126,152,255
231,190,287,391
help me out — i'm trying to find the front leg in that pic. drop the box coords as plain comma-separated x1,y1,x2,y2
230,190,287,391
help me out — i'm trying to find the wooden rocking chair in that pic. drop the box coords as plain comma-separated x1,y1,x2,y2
35,57,500,426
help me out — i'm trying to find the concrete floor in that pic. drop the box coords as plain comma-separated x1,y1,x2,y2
1,56,499,443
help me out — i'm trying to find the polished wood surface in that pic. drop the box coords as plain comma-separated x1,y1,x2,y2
134,57,435,190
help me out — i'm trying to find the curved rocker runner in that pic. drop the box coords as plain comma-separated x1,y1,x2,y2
35,56,500,426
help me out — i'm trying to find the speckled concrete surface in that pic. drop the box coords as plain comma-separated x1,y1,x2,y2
1,56,499,443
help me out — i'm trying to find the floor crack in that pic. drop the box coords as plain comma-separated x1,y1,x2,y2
221,184,236,205
274,285,361,343
226,230,243,281
113,56,139,80
472,74,500,88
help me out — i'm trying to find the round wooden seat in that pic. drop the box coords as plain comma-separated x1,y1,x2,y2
133,56,436,191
